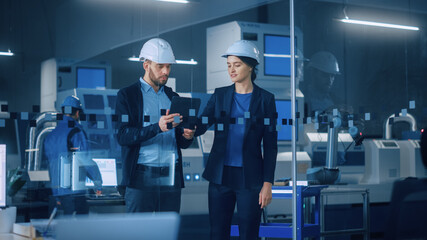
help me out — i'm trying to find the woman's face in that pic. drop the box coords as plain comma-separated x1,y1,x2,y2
227,55,252,84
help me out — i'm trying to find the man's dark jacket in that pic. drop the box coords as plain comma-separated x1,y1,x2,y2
115,81,192,188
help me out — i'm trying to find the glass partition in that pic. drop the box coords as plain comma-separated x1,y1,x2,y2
0,0,426,239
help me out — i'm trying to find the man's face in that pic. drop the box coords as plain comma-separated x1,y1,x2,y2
312,68,335,93
144,60,171,87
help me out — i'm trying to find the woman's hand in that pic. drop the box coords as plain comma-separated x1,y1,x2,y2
259,182,273,209
182,127,195,140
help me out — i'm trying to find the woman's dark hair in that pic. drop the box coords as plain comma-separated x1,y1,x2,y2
237,56,259,82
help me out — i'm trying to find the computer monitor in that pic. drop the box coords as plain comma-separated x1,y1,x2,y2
264,34,291,77
86,158,117,187
275,100,298,141
83,94,105,110
71,152,88,191
77,67,106,89
0,144,6,207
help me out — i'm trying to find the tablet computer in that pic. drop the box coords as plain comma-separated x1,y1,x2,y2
170,96,201,129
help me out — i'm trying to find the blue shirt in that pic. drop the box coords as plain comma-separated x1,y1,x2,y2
224,92,252,167
44,115,102,196
138,77,178,166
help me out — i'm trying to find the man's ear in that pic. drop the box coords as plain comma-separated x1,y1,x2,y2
143,60,150,72
75,110,80,119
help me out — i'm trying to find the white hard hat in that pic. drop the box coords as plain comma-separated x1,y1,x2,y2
222,40,260,64
308,51,340,75
139,38,176,64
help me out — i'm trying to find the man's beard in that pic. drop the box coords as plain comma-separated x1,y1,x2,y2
149,70,168,87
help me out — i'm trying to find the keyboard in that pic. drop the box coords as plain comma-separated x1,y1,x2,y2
86,193,123,200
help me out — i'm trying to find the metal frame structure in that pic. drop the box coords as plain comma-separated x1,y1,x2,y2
231,186,327,239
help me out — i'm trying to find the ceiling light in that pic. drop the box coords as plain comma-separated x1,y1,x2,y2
128,57,140,62
264,54,300,58
0,50,14,56
175,59,198,65
128,57,198,65
339,18,419,31
156,0,189,3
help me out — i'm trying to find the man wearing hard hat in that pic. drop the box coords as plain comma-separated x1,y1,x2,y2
44,96,103,215
115,38,195,213
303,51,341,114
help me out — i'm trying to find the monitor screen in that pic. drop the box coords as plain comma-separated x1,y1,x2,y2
86,158,117,187
77,67,106,89
276,100,297,141
264,34,291,77
0,119,18,155
0,144,6,207
83,94,105,110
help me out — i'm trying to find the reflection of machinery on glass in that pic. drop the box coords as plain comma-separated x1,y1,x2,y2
60,152,89,191
307,109,365,184
361,113,423,184
170,96,201,129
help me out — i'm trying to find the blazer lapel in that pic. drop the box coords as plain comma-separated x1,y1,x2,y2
224,85,235,118
135,81,144,124
244,84,261,138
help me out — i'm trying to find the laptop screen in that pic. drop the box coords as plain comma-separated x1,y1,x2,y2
86,158,117,187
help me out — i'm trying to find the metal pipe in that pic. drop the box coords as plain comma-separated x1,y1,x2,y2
34,127,55,170
326,125,338,169
384,113,417,139
27,112,57,171
290,0,297,239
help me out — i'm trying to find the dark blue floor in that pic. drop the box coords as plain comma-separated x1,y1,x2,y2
178,214,243,240
178,214,210,240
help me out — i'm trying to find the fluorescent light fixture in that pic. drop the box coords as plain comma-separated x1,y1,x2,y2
128,57,140,62
175,59,198,65
128,57,198,65
0,50,14,56
339,18,419,31
156,0,189,3
264,54,300,58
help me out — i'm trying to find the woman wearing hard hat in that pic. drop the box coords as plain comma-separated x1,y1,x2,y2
195,40,278,240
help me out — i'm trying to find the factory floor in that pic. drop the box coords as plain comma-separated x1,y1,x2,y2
178,214,384,240
178,214,210,240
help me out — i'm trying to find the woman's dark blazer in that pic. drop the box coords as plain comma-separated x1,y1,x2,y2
195,83,278,189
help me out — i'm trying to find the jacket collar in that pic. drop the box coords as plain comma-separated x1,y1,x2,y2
134,80,175,123
139,77,165,94
223,83,262,123
224,83,261,115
